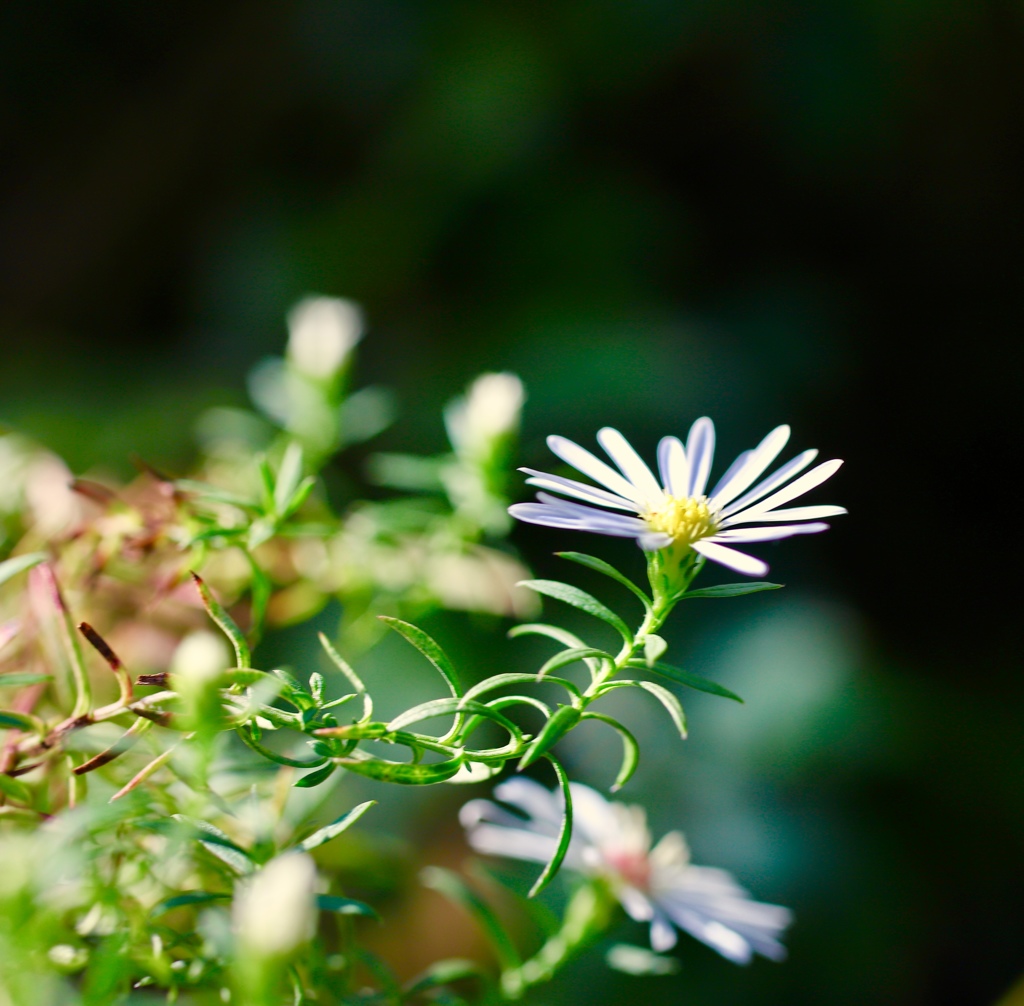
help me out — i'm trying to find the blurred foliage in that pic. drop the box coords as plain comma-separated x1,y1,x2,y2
1,2,1023,1004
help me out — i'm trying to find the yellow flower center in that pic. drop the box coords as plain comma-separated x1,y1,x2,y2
643,495,717,544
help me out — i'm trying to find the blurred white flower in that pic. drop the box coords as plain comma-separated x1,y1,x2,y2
460,779,792,964
445,372,524,460
233,853,318,958
286,296,364,380
170,631,230,684
509,418,844,576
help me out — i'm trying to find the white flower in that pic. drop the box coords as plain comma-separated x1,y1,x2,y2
445,372,525,460
234,853,318,958
508,418,844,576
460,779,792,964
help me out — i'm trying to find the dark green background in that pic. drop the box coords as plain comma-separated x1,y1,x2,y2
1,3,1021,1003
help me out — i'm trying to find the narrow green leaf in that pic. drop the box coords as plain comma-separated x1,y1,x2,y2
378,617,462,698
190,573,251,668
463,672,581,704
294,763,337,789
508,623,590,651
318,632,371,721
556,552,652,610
536,647,611,682
518,705,581,771
389,698,520,742
0,710,44,733
0,673,51,688
174,480,259,511
628,659,743,703
682,581,782,599
421,867,521,971
273,441,304,514
236,725,328,769
298,800,376,853
637,681,687,739
0,773,32,804
517,580,632,644
0,552,48,588
173,815,254,875
581,713,639,792
316,894,379,920
335,753,464,785
150,892,230,917
244,552,271,647
404,959,490,997
528,755,573,898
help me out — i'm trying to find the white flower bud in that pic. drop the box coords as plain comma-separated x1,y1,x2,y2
234,853,318,958
286,296,363,380
445,372,524,458
170,631,230,685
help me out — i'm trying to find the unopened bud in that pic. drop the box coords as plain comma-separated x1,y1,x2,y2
445,372,524,459
286,296,363,380
234,853,318,958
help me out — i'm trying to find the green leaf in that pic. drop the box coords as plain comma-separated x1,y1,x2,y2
173,816,254,875
0,673,51,688
528,755,573,898
336,753,464,785
682,581,782,599
0,773,32,805
316,894,379,920
0,552,47,588
518,705,581,771
536,647,611,682
517,580,633,645
581,713,639,792
150,892,230,917
508,623,590,651
236,725,328,769
298,801,376,853
190,573,251,668
637,681,687,739
403,959,490,997
273,441,305,514
0,710,43,733
294,763,337,789
628,659,743,703
389,698,521,746
463,672,581,704
318,632,371,721
174,480,260,511
378,617,462,698
556,552,652,610
420,867,521,971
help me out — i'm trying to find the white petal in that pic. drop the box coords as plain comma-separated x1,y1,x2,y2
568,783,623,848
721,504,846,526
493,777,563,825
618,885,655,922
709,522,829,543
685,418,716,496
508,503,647,538
728,459,843,522
692,540,769,577
546,435,647,505
709,425,790,509
650,831,690,872
671,910,754,964
649,912,679,952
464,823,560,865
638,531,674,551
657,436,689,497
520,468,637,511
597,428,664,504
720,448,818,517
708,449,752,499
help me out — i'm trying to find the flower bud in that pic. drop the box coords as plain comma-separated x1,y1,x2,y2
445,372,524,460
170,631,230,734
234,853,318,958
286,296,363,380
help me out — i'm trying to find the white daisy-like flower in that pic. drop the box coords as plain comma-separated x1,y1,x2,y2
460,779,792,964
509,418,844,576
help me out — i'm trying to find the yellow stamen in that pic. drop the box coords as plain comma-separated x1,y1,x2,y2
643,495,717,545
